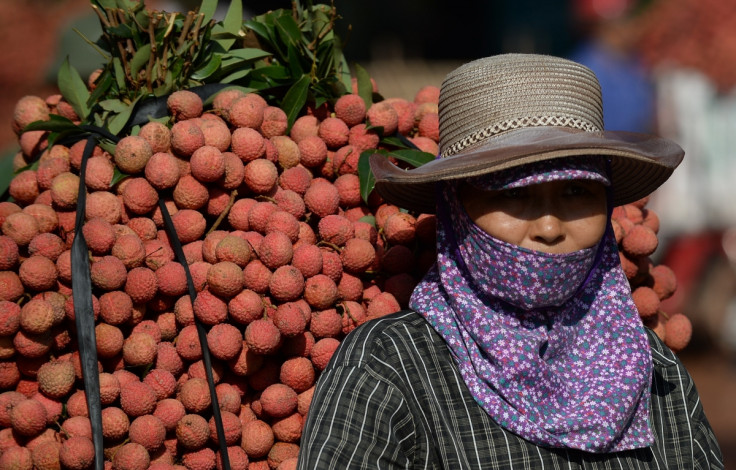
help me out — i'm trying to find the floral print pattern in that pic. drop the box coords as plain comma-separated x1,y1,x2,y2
409,162,653,453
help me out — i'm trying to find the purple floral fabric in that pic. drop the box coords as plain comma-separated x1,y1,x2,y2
409,161,654,453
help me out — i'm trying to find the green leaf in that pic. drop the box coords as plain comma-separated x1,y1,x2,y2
386,149,436,168
110,167,130,186
87,71,114,109
192,54,222,80
107,96,141,135
23,115,79,133
380,136,407,148
199,0,218,24
220,69,252,84
47,128,88,150
113,58,126,90
72,28,111,61
286,43,304,79
281,75,310,130
13,160,40,175
58,57,91,120
130,43,151,77
358,150,378,204
97,139,117,155
251,65,290,81
353,63,372,108
243,19,271,43
225,48,272,61
95,0,117,9
116,0,140,10
358,215,376,227
107,24,134,39
98,99,129,113
274,13,301,46
218,0,243,50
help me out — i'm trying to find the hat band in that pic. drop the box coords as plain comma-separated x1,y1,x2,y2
442,115,601,157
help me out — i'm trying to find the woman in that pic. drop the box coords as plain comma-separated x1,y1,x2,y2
297,54,723,468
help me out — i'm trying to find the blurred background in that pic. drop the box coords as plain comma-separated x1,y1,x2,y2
2,0,735,463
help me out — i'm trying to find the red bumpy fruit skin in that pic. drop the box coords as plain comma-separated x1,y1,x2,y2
58,436,96,470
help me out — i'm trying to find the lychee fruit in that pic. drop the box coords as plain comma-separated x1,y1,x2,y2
13,95,50,135
173,174,209,210
139,121,172,153
145,152,181,190
58,436,95,470
243,158,278,194
269,265,306,303
19,298,56,334
215,235,252,267
256,231,293,270
167,90,203,121
318,117,350,149
120,381,157,417
231,127,265,162
228,93,266,129
193,289,228,325
310,337,340,371
2,212,40,246
170,119,205,157
303,180,340,218
260,106,288,138
36,359,75,399
244,318,281,355
304,274,339,310
289,115,319,143
366,101,399,135
206,323,243,361
240,420,274,459
112,442,150,470
190,145,226,183
10,398,48,436
178,378,212,414
227,289,264,325
334,94,366,127
154,398,187,432
115,135,153,174
122,177,159,215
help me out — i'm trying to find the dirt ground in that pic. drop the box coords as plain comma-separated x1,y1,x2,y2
1,1,734,466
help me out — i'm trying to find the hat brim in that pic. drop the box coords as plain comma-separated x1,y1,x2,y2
370,126,684,214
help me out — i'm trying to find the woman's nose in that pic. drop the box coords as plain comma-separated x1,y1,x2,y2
529,214,565,247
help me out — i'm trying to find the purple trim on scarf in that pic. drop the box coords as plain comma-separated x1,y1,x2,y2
410,159,653,452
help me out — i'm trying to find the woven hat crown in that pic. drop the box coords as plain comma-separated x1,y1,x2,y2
439,54,604,157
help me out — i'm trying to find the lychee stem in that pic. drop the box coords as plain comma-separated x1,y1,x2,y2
658,310,670,321
338,302,358,323
207,189,238,235
317,240,342,252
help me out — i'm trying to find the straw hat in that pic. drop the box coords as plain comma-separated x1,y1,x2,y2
369,53,683,214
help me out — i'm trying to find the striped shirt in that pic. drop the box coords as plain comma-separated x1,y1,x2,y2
297,310,724,469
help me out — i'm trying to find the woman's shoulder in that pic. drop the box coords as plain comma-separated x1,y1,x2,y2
643,327,724,468
327,310,442,369
643,327,687,372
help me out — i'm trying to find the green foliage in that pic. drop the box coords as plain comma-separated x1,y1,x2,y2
358,146,435,205
33,0,428,206
61,0,352,135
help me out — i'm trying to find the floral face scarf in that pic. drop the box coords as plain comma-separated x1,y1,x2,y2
410,158,654,453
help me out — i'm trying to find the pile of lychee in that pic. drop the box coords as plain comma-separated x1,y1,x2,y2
612,200,692,351
0,76,688,469
0,78,443,470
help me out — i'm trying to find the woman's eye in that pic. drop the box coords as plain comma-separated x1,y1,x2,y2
501,187,528,199
564,182,593,197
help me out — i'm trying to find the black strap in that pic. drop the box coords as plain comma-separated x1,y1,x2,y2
71,135,104,470
157,199,231,469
